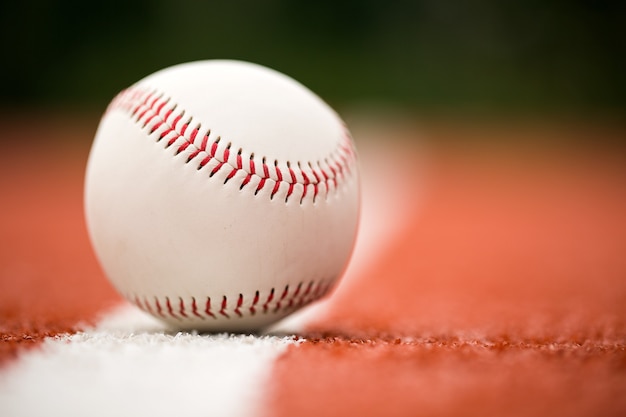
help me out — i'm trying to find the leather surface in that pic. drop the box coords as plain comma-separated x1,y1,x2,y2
84,61,360,330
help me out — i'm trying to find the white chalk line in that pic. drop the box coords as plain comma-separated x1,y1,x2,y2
0,306,300,417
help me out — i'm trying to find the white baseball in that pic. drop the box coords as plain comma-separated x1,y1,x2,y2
84,60,360,332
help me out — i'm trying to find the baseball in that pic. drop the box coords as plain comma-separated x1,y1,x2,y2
84,60,360,332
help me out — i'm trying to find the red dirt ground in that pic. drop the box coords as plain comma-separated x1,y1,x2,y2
270,128,626,416
0,118,120,364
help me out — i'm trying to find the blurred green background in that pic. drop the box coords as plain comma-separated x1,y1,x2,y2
1,0,624,117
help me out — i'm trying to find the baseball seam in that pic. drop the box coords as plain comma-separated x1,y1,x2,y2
130,280,332,322
107,87,356,204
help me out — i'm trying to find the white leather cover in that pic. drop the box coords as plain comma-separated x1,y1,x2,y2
84,60,359,331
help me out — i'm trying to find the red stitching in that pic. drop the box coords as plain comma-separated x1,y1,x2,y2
107,87,356,204
273,285,290,313
199,155,211,169
287,283,302,309
150,121,163,134
328,163,338,189
134,295,146,311
320,167,329,181
156,99,168,116
310,167,321,201
271,181,280,199
141,297,154,315
299,281,314,307
155,297,166,318
178,297,188,318
210,139,219,158
287,163,297,200
303,281,313,296
236,152,242,169
263,288,275,313
188,134,207,162
190,126,199,142
159,128,173,140
313,281,325,298
249,291,260,315
235,294,244,317
241,174,252,189
191,297,204,319
225,168,238,183
176,141,191,155
149,94,160,109
210,162,224,177
275,164,283,182
129,280,329,322
200,132,209,151
166,136,177,148
219,296,229,318
136,107,150,122
256,178,266,195
205,297,216,319
301,167,311,203
262,161,270,178
166,297,180,320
